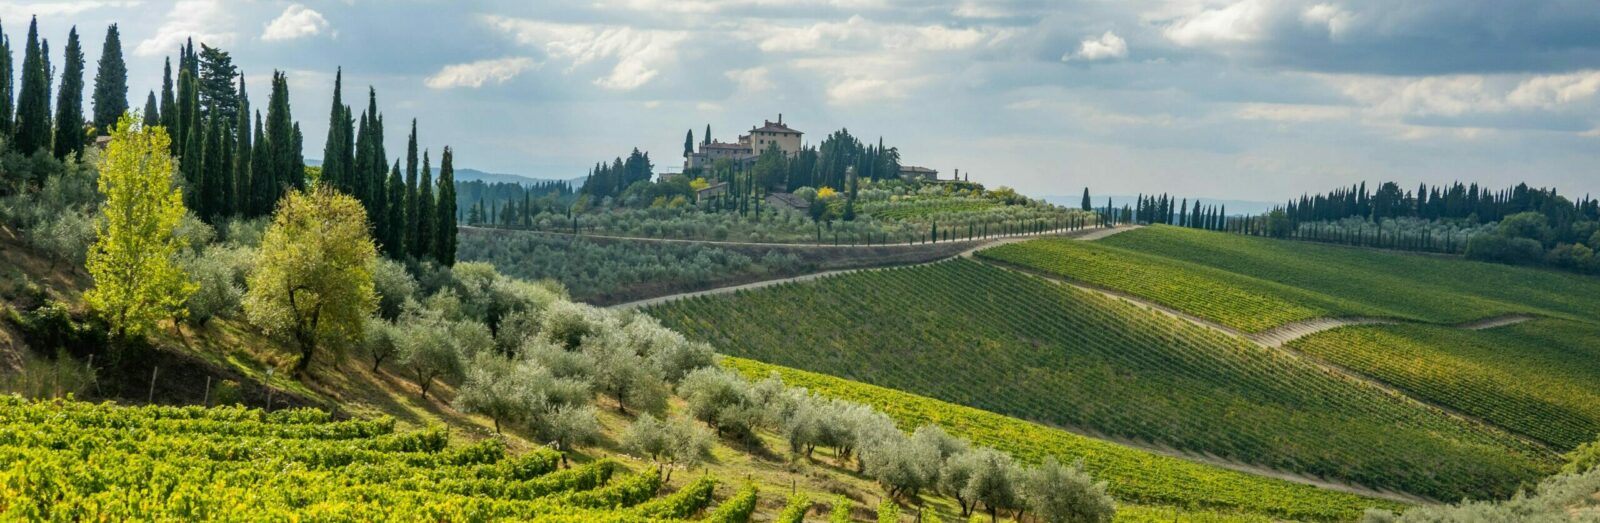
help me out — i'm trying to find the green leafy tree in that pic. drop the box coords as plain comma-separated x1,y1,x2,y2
90,24,127,135
243,184,379,376
84,115,197,338
196,44,238,125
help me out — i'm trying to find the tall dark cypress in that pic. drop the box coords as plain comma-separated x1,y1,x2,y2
433,146,457,265
175,67,197,158
291,122,305,187
353,109,371,204
249,110,269,215
14,17,50,154
264,71,297,200
321,67,346,190
0,19,14,140
52,26,86,160
404,120,419,255
159,58,174,135
365,89,385,207
202,117,226,221
140,91,157,127
181,117,204,213
232,77,250,216
413,150,434,260
384,160,406,258
90,24,126,135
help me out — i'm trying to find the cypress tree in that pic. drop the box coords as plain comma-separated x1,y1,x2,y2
90,24,126,135
291,122,306,187
702,124,710,146
384,160,405,258
413,150,434,260
232,77,250,216
52,26,86,160
683,129,693,158
203,117,226,221
175,68,198,159
353,109,370,202
159,58,174,135
249,110,268,216
140,91,157,127
264,71,297,200
181,118,204,214
0,19,14,140
405,119,419,255
14,17,51,154
433,146,457,265
195,44,237,124
366,89,385,207
321,67,346,190
1081,188,1092,211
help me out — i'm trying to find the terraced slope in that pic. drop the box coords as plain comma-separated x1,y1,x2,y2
725,357,1403,522
0,397,741,521
647,259,1551,502
1092,226,1600,325
1289,319,1600,450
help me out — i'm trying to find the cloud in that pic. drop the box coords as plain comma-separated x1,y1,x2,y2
1064,31,1127,61
1162,0,1272,47
725,67,773,94
134,0,235,56
484,15,684,91
1233,102,1351,122
0,0,140,20
751,15,993,54
425,57,537,89
261,4,330,42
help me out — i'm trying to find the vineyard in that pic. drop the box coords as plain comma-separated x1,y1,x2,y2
1093,226,1600,325
978,237,1372,332
725,357,1402,522
861,197,1001,220
0,396,747,521
647,259,1553,502
1288,319,1600,450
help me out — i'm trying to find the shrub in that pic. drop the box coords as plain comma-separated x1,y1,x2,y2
182,245,252,326
1019,457,1115,523
372,258,419,320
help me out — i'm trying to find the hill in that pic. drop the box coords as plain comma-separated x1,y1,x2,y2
644,258,1552,501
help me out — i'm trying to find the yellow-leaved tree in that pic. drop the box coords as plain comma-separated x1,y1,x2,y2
244,184,378,376
85,114,197,339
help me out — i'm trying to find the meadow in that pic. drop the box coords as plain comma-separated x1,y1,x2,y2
1289,319,1600,450
648,259,1552,502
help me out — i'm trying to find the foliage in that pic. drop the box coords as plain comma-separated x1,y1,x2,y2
180,244,252,325
1359,467,1600,523
776,493,811,523
84,116,196,337
725,357,1401,521
622,413,712,481
829,496,854,523
652,259,1548,501
1020,457,1116,523
0,396,711,520
243,184,378,375
702,482,759,523
1291,320,1600,450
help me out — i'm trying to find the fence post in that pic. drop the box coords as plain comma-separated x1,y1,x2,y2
147,366,159,404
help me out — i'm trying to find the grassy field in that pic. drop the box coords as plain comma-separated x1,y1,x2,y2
648,259,1551,502
1086,226,1600,326
1289,319,1600,450
726,357,1403,522
0,396,749,521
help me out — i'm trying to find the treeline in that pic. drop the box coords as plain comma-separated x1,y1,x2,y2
1079,189,1228,231
0,17,459,266
1284,181,1600,226
457,179,572,228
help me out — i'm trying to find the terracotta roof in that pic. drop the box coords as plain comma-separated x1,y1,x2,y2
900,166,937,174
750,120,801,135
703,142,749,150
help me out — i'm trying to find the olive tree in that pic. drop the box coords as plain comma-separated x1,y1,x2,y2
583,331,667,415
394,316,462,400
1019,457,1115,523
622,412,712,481
243,185,378,375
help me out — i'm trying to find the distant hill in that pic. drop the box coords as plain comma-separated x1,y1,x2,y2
1045,194,1279,216
307,158,576,187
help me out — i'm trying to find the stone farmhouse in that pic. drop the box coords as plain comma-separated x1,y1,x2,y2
684,115,804,172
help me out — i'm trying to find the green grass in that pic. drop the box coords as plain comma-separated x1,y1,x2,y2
648,259,1551,502
1091,226,1600,326
726,357,1398,522
1289,319,1600,450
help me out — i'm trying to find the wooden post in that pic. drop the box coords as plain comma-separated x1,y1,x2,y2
147,366,159,404
203,376,212,407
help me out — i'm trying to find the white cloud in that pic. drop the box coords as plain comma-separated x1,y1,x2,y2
595,0,888,15
134,0,235,56
261,4,330,42
1233,103,1352,122
1330,71,1600,118
1300,3,1355,40
424,57,536,89
0,0,140,20
1162,0,1272,47
725,67,773,94
1506,71,1600,110
484,15,684,91
1064,31,1127,61
751,16,993,54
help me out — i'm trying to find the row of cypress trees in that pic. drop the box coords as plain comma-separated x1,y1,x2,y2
0,16,458,265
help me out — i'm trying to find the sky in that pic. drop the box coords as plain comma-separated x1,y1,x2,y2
5,0,1600,202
